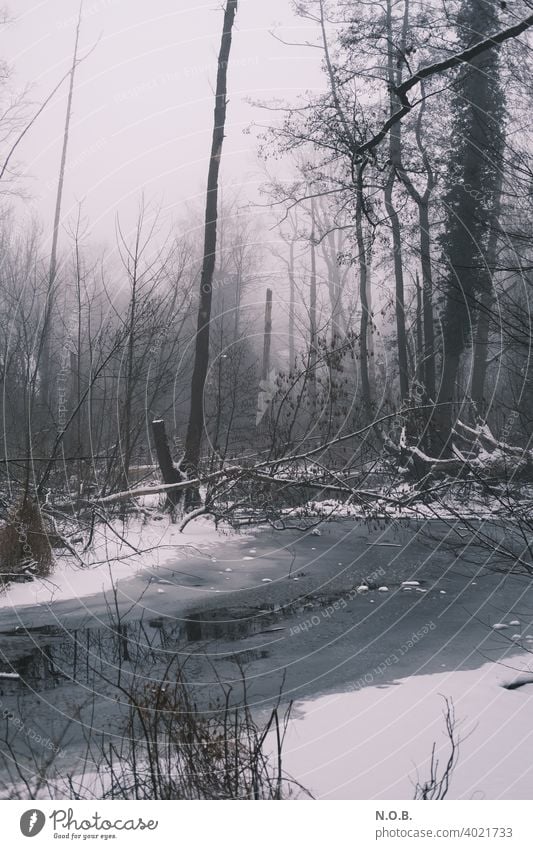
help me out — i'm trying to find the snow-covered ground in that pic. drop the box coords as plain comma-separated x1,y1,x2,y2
0,513,237,610
282,652,533,799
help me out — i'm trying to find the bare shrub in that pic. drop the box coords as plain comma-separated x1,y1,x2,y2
414,697,459,800
71,659,308,800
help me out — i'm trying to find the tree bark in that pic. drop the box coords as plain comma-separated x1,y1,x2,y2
182,0,238,506
384,176,409,400
151,419,182,509
288,239,296,368
308,201,318,413
436,0,504,448
261,288,273,383
385,0,409,401
418,200,436,402
356,165,372,409
41,2,83,409
470,207,501,412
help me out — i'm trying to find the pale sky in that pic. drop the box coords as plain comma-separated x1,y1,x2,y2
3,0,324,246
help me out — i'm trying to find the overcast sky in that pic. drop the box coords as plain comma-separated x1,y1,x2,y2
3,0,324,247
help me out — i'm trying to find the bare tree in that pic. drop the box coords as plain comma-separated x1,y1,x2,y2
41,1,84,409
182,0,238,507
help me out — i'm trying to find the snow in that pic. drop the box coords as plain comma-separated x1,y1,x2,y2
281,653,533,799
0,515,238,609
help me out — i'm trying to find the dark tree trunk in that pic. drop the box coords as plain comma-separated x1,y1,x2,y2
436,0,505,449
182,0,238,507
308,205,318,413
470,292,492,414
385,0,409,401
288,240,296,368
262,288,273,383
356,165,372,409
41,3,83,410
256,289,273,430
151,419,183,509
384,175,409,401
416,273,424,378
396,85,436,407
419,200,436,403
470,209,501,412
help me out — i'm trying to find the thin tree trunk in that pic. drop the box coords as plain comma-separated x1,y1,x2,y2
470,214,500,411
309,202,317,413
182,0,237,506
322,230,346,342
384,175,409,400
288,240,296,369
418,200,436,401
256,288,273,429
416,272,424,378
395,83,437,451
122,236,139,491
470,291,492,414
385,0,409,401
356,165,372,409
233,268,242,341
262,288,273,382
366,259,376,392
41,1,83,408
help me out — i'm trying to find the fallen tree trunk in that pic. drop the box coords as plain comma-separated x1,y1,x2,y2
151,419,183,509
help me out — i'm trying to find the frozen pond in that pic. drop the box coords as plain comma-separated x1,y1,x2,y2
1,516,532,797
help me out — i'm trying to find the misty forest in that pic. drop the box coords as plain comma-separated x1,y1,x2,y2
0,0,533,801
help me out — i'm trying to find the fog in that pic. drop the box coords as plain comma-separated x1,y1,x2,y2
4,0,323,243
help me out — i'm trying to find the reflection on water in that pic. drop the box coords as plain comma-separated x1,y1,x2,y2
0,590,353,696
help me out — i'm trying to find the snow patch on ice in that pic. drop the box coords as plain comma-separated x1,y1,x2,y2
280,653,533,799
0,515,240,609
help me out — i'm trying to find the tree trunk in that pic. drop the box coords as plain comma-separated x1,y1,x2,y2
396,85,436,405
385,0,409,401
323,230,347,342
308,204,318,413
41,2,83,409
151,419,183,509
288,240,296,368
256,289,274,429
419,200,436,402
470,291,492,414
416,273,424,379
261,288,273,383
384,176,409,400
436,0,505,449
470,209,501,412
356,165,372,409
182,0,238,507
